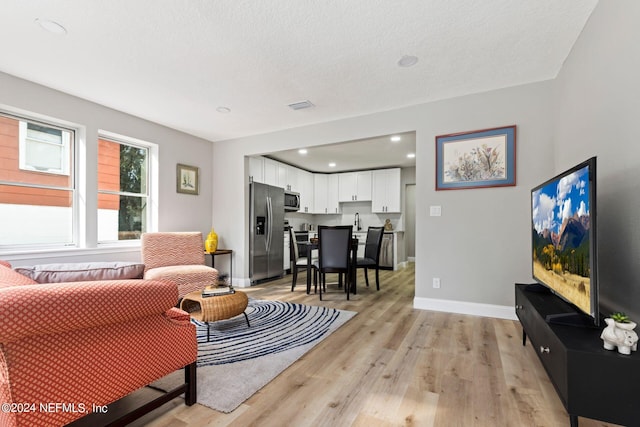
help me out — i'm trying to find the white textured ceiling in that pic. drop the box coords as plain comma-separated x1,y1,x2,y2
1,1,597,145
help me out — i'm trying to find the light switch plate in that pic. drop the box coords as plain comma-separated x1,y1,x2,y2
430,205,442,216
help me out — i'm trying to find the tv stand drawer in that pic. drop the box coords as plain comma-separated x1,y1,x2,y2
516,286,569,404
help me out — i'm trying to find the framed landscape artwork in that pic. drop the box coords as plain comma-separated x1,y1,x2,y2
177,163,199,195
435,125,516,191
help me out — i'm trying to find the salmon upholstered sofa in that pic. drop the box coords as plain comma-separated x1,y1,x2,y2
0,260,197,427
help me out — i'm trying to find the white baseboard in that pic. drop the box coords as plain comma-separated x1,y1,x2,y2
233,278,252,288
394,261,409,270
413,296,517,320
408,257,415,262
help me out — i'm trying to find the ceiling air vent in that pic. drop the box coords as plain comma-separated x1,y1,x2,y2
288,100,314,111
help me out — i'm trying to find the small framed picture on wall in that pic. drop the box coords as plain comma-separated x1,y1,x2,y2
176,163,199,195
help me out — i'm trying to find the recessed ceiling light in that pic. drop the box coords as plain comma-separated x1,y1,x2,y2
328,162,336,168
390,135,401,142
407,153,416,159
397,55,419,68
216,107,231,114
35,18,67,35
298,149,308,155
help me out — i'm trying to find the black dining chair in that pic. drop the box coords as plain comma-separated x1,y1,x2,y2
289,228,317,292
356,226,384,291
313,225,353,300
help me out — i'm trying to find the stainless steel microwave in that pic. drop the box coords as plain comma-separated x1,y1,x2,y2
284,190,300,212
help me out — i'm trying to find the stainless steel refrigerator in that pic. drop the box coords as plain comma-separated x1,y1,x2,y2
249,182,285,283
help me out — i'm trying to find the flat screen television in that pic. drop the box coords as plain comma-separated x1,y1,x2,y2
531,157,599,326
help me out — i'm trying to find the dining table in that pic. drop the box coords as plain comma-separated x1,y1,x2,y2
299,238,359,299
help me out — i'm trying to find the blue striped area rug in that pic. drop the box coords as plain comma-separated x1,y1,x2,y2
152,299,356,413
196,298,352,365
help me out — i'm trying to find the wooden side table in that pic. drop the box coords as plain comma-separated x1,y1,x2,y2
205,249,233,284
180,289,249,341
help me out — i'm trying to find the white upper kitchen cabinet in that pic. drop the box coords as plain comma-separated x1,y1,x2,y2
298,170,314,213
338,171,372,202
313,174,327,213
262,158,299,191
313,174,340,214
277,162,288,189
327,174,340,214
263,158,279,187
276,163,299,192
248,156,264,183
285,164,299,192
372,168,401,213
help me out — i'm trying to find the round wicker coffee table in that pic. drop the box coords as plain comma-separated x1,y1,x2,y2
180,289,250,341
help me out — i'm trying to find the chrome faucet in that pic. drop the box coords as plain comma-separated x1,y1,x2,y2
354,212,361,231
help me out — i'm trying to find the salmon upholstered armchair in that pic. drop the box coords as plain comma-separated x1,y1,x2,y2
141,232,218,299
0,261,197,427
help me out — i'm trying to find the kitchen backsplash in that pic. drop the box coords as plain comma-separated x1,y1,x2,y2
285,201,402,233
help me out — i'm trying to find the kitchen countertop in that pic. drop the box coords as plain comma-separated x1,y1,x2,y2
353,230,403,234
295,229,403,237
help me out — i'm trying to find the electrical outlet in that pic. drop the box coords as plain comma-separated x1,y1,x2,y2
432,277,441,289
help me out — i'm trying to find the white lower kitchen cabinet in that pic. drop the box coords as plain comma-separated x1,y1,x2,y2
355,231,404,271
283,231,290,271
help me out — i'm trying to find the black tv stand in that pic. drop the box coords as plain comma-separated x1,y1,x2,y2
520,282,550,293
517,283,599,328
545,312,599,328
515,283,640,427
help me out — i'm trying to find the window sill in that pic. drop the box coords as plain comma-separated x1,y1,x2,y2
0,244,142,263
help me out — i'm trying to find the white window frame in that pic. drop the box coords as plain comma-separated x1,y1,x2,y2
18,120,71,176
97,130,158,245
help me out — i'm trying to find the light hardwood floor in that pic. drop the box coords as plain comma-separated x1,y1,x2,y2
136,264,619,427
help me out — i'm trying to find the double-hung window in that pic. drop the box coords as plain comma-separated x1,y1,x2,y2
0,113,76,247
97,135,153,242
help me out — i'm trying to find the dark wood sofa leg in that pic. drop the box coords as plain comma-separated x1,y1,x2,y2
185,362,197,406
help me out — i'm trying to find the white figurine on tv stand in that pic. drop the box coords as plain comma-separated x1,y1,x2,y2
600,315,638,355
